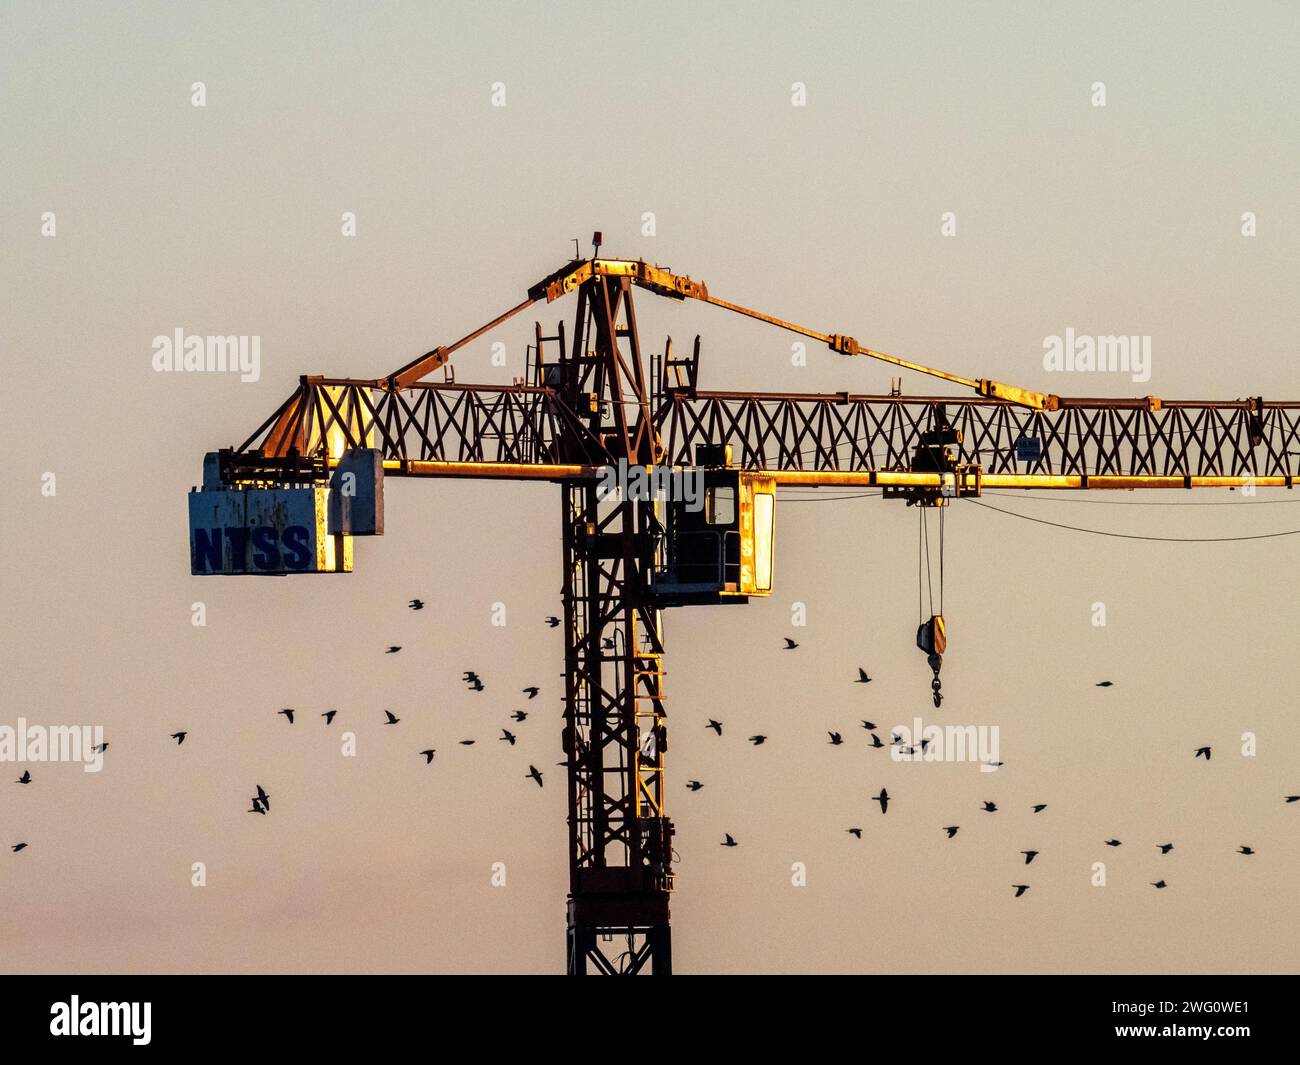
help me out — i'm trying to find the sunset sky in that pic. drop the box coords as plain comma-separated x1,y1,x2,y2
2,1,1298,973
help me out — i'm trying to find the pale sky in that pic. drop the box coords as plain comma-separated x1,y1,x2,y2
2,1,1298,973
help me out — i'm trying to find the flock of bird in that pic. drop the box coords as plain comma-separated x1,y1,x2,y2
702,650,1296,897
9,613,1297,906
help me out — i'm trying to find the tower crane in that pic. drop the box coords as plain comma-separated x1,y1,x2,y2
188,236,1299,974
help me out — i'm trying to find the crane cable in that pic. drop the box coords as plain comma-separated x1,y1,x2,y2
963,497,1300,542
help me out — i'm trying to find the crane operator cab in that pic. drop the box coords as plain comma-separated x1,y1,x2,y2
652,446,775,606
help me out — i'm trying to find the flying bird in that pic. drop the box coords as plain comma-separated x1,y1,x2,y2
1104,839,1122,847
855,668,872,684
92,742,109,754
1095,681,1113,687
170,731,187,745
459,740,476,746
868,733,884,748
408,599,425,610
1151,880,1168,889
420,749,436,764
278,708,295,724
1194,746,1212,760
527,765,544,787
255,785,270,811
386,646,402,654
872,788,890,814
721,833,738,847
783,637,799,650
511,711,528,722
748,735,767,746
981,802,997,813
1013,884,1030,898
544,617,560,628
1285,795,1299,803
500,730,517,746
467,677,485,692
860,720,877,731
321,710,337,724
1238,846,1255,856
1021,850,1039,865
943,826,960,838
1032,804,1048,813
828,732,843,746
706,720,723,736
847,828,862,839
16,770,31,784
247,800,266,815
384,710,400,725
13,843,29,852
1158,843,1174,854
686,780,703,792
522,687,540,699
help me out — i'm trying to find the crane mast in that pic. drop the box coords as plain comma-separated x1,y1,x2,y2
192,243,1300,974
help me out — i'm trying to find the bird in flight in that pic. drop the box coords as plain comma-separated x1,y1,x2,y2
1194,746,1212,760
748,735,767,746
783,637,799,650
248,799,266,815
1095,681,1113,688
511,710,528,722
1013,884,1030,898
1151,880,1168,889
1104,839,1122,847
420,749,436,764
721,833,738,847
847,828,862,839
408,599,425,611
985,759,1005,768
1021,850,1039,865
868,733,884,748
602,637,615,650
1158,843,1174,854
855,668,872,684
872,788,890,814
1032,804,1048,813
459,740,476,746
255,785,270,811
386,646,402,654
981,801,997,813
383,710,400,725
322,710,337,724
92,742,109,754
522,686,540,700
13,843,29,852
860,720,877,731
170,731,187,745
544,616,560,628
278,708,295,724
16,770,31,784
828,732,843,746
467,677,485,692
706,719,723,736
500,730,517,746
1285,795,1299,803
1238,846,1255,856
943,826,960,838
686,780,703,792
527,765,544,787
